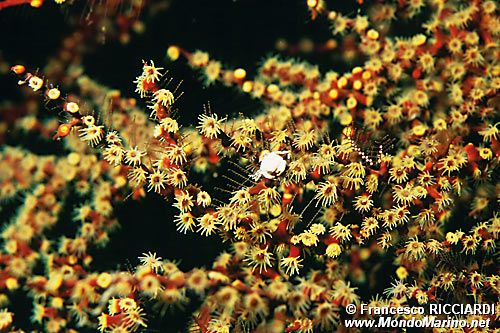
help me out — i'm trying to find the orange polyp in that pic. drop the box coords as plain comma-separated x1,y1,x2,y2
323,235,339,246
426,186,442,200
167,272,186,288
490,138,500,157
481,31,493,47
59,124,71,135
233,68,246,80
337,77,348,89
352,66,363,75
29,0,42,7
307,0,318,9
231,280,250,292
285,321,302,332
352,92,368,106
412,68,422,79
132,187,146,200
325,39,336,49
289,245,301,257
11,65,25,75
328,88,339,100
464,143,480,162
261,268,279,279
248,181,267,195
142,78,157,92
53,123,72,140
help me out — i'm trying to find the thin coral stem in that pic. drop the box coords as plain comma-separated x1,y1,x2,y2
0,0,32,9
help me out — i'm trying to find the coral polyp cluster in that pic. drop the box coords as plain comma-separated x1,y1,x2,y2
0,0,499,332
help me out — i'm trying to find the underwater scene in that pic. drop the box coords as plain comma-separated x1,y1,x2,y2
0,0,499,332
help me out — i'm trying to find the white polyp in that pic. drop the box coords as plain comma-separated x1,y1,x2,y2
250,150,290,181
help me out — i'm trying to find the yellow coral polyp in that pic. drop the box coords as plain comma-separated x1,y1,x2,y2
166,45,180,61
353,80,363,90
412,34,427,46
346,96,357,109
30,0,43,8
233,68,246,80
328,88,339,100
337,76,348,89
67,152,81,166
5,278,18,290
97,273,113,289
2,1,499,331
367,29,379,40
325,243,341,258
242,80,253,92
65,102,79,114
412,124,427,136
396,266,408,280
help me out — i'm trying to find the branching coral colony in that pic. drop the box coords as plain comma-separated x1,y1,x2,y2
1,0,500,332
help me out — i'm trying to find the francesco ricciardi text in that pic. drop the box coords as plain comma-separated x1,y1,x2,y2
359,303,496,316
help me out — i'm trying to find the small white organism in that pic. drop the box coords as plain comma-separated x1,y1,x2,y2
251,150,290,181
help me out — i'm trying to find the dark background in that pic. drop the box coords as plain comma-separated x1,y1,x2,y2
1,1,492,332
0,0,364,331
